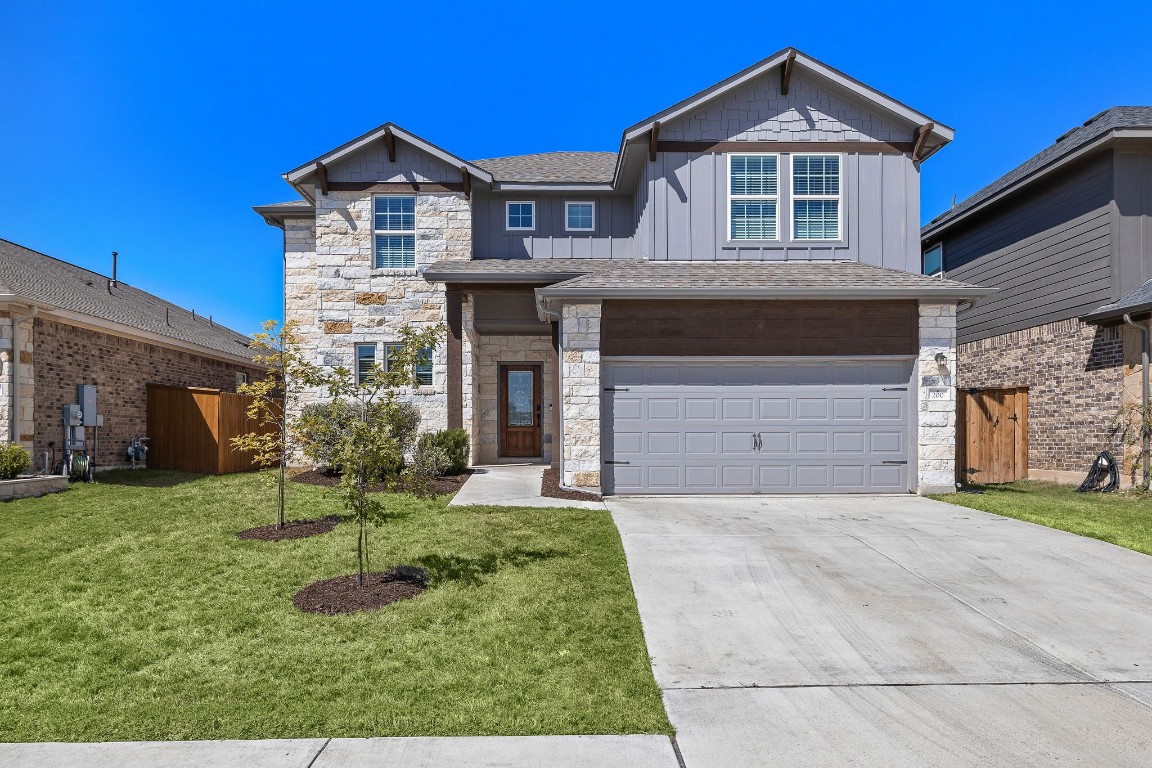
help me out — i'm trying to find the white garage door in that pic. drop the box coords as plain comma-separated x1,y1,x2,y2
602,358,914,494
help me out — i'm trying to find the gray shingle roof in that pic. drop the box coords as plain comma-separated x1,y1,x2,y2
925,107,1152,235
0,239,255,360
426,258,989,299
470,152,617,184
1082,278,1152,323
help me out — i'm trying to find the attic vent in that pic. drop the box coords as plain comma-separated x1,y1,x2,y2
1082,108,1109,127
1054,126,1078,143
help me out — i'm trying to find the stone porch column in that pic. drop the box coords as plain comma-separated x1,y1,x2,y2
918,301,958,494
560,301,601,489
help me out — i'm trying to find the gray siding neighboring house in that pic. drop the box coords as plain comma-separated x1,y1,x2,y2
259,47,987,496
921,107,1152,479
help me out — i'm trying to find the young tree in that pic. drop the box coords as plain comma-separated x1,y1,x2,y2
323,323,444,586
231,319,321,529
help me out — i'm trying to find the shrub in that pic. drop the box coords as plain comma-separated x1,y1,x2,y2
295,399,421,476
404,440,449,496
0,443,31,480
417,429,470,476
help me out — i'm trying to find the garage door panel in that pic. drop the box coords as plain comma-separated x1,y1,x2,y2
603,359,912,494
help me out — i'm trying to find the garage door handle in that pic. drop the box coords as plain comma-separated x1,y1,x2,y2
882,460,908,465
604,387,629,392
604,460,631,465
882,387,908,391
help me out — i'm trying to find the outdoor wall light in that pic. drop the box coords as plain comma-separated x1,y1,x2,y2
934,352,948,365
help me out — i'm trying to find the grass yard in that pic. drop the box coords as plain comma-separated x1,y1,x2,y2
935,480,1152,556
0,471,670,742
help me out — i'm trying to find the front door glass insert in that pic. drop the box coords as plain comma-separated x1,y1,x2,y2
507,370,534,426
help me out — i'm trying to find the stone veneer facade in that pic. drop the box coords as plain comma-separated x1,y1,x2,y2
0,310,35,448
957,318,1126,473
917,302,958,493
284,190,471,436
559,302,602,488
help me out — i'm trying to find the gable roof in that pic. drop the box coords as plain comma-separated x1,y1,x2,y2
284,122,494,202
471,152,617,184
0,239,256,363
924,107,1152,238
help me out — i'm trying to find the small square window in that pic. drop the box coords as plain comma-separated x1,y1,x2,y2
356,344,377,384
565,201,595,231
382,343,433,386
506,201,535,230
236,372,249,389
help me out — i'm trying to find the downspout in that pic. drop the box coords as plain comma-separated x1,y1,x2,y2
10,305,37,444
1123,313,1151,490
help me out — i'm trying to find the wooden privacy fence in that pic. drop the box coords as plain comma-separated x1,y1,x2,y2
146,384,280,474
957,387,1029,485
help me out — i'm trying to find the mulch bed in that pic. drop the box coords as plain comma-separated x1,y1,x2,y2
291,468,472,496
541,467,602,502
237,515,341,542
292,567,428,615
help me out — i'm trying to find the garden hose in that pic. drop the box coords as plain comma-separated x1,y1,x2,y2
69,453,90,481
1076,451,1119,493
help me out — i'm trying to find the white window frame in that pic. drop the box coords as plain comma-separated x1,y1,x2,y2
564,201,596,232
372,194,417,269
922,243,944,277
790,153,843,242
727,153,781,242
236,371,248,389
355,343,377,385
505,200,536,231
383,343,433,387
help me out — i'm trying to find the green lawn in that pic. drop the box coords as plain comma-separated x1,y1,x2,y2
935,480,1152,556
0,471,670,742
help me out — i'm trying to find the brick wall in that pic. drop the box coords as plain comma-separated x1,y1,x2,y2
33,317,262,469
956,318,1125,473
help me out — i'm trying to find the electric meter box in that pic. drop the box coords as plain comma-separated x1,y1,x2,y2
78,385,98,427
62,404,83,426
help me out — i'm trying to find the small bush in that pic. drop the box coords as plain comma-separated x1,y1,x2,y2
0,443,31,480
295,399,421,476
404,440,449,496
417,429,470,476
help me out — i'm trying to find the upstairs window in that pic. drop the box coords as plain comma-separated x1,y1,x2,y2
373,195,416,269
384,343,434,386
792,155,841,240
729,155,779,240
506,201,535,231
565,201,595,232
356,343,377,384
922,243,943,276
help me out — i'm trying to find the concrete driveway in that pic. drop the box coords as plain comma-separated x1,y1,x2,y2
607,494,1152,767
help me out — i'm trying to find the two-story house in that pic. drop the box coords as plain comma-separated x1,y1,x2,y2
256,48,988,496
921,107,1152,482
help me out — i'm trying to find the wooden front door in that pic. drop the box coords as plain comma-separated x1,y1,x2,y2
499,364,542,457
957,387,1029,484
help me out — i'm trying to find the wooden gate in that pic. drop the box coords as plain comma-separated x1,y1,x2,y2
957,387,1029,484
146,385,278,474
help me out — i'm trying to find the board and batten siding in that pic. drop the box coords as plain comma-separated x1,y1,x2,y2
1114,149,1152,298
636,150,919,271
940,153,1115,344
326,140,461,184
471,193,635,260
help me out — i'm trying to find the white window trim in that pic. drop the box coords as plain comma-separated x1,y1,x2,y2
564,201,596,232
355,343,378,385
790,153,844,242
382,342,434,387
923,243,944,277
505,200,536,231
372,194,417,270
727,152,781,242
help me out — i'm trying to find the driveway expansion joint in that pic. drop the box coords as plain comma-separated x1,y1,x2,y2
305,737,332,768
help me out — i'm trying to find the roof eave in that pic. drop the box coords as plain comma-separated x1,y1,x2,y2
923,129,1152,240
537,286,995,301
252,204,316,228
1082,304,1152,325
423,269,593,284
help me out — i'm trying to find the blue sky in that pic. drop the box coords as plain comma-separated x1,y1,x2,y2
2,1,1150,335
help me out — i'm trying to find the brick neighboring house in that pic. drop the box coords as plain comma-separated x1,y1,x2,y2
257,47,992,496
0,239,262,469
920,107,1152,480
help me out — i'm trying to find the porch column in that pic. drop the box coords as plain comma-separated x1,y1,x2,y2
918,301,958,494
446,288,462,430
560,301,601,489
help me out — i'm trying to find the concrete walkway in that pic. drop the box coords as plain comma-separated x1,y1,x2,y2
0,735,679,767
607,494,1152,767
448,464,606,510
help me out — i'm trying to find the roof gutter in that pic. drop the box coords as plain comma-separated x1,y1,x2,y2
423,269,593,284
536,285,995,301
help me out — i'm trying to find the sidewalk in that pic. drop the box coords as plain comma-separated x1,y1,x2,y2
449,464,606,510
0,735,680,767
